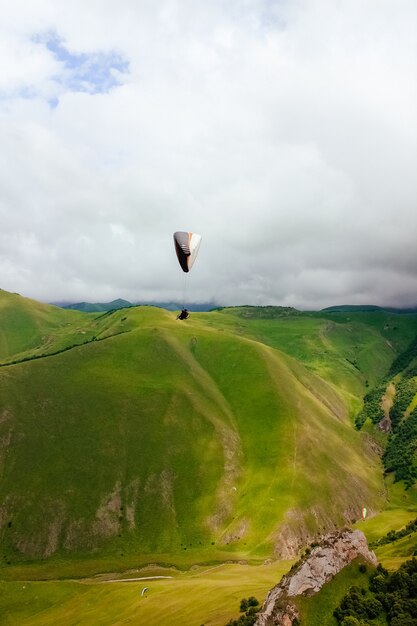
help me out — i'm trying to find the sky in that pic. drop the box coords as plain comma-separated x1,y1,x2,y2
0,0,416,310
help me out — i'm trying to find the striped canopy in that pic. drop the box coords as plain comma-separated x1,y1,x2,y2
173,231,202,273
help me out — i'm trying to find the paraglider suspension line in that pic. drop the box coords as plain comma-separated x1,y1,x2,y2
182,273,188,309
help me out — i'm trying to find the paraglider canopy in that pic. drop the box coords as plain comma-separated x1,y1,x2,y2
173,231,202,273
361,507,367,520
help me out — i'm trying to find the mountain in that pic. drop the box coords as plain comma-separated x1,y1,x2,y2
56,299,217,312
138,301,217,311
1,291,416,563
1,290,417,624
321,304,417,314
59,298,133,312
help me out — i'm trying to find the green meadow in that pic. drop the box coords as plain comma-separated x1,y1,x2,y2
0,560,293,626
0,290,416,624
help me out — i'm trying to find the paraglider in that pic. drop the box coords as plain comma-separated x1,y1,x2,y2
173,231,202,273
177,308,189,320
173,231,201,319
361,507,367,520
141,586,149,596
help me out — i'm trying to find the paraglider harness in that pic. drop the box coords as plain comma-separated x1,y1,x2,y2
177,308,189,320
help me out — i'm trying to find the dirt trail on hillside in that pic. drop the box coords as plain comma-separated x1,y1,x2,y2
99,575,173,583
380,382,395,432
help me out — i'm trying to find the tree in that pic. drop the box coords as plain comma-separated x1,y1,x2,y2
340,618,361,626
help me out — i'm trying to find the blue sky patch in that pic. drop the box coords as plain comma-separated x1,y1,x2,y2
48,96,59,109
36,32,129,97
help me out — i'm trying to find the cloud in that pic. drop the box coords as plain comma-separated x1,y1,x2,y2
0,0,416,308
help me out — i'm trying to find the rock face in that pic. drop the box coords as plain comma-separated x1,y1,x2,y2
255,529,377,626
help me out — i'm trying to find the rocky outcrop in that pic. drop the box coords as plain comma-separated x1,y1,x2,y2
255,529,377,626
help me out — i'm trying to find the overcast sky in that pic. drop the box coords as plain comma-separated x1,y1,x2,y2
0,0,416,309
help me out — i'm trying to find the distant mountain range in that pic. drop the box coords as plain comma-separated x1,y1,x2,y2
55,298,133,312
53,299,217,312
53,299,417,315
321,304,417,314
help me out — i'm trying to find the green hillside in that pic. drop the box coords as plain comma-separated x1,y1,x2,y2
0,290,88,361
354,327,417,488
0,299,387,565
1,292,417,623
0,290,136,366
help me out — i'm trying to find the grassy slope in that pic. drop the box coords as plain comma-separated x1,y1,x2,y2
199,308,417,412
0,304,385,571
0,290,135,365
0,290,87,360
1,299,398,570
1,295,417,624
1,312,226,559
355,477,417,569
